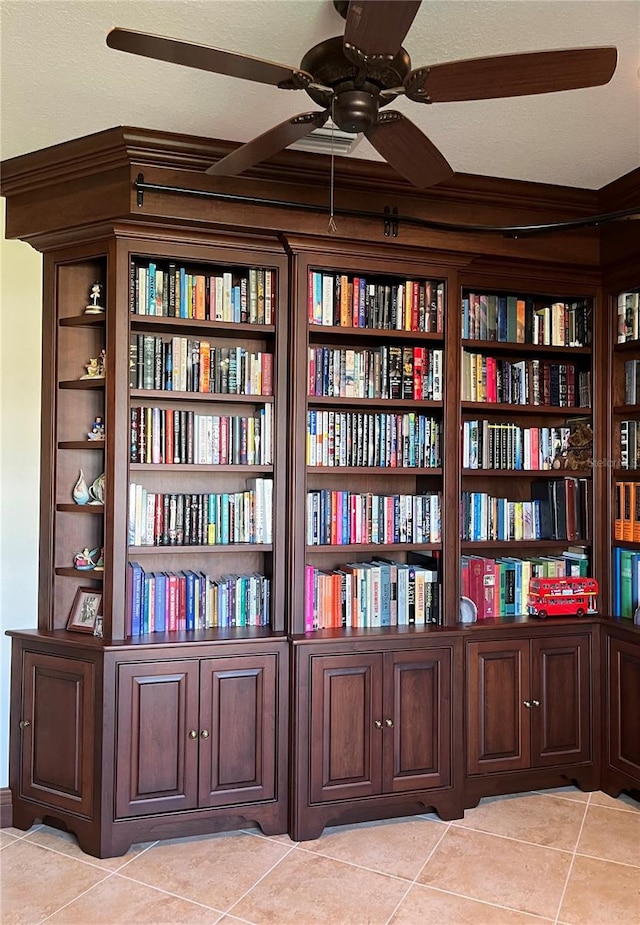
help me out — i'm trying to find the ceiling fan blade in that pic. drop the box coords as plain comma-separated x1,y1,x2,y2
106,28,312,89
344,1,421,60
405,46,617,103
206,111,330,176
365,112,453,188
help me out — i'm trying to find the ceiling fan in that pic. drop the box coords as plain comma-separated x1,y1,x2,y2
106,0,617,189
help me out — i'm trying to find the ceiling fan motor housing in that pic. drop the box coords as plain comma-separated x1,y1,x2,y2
333,89,379,133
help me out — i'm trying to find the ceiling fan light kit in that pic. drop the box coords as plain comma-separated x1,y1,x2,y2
106,1,618,194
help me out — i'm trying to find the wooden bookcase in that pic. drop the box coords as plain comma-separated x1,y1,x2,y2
2,128,639,854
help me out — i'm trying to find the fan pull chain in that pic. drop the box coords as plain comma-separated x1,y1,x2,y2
328,108,337,233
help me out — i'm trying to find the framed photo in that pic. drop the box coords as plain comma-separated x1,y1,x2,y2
67,587,103,633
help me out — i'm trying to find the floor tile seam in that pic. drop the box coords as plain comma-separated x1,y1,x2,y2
108,869,227,914
383,821,452,925
35,868,117,925
223,839,298,917
395,881,557,922
533,791,590,804
448,820,577,854
587,790,640,814
291,841,423,884
573,849,640,869
240,827,299,846
105,840,160,873
585,802,640,816
2,833,134,873
552,791,590,925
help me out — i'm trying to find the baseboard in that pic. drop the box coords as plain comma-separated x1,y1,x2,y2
1,787,13,828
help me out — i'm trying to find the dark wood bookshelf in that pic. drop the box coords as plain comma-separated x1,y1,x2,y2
129,463,273,473
131,314,275,340
55,567,104,579
308,466,442,475
59,315,105,328
130,389,274,403
308,325,444,343
460,539,591,550
308,396,442,409
58,441,106,450
462,339,591,355
461,402,590,415
59,378,105,390
305,543,443,553
461,468,591,477
129,544,274,554
56,503,104,514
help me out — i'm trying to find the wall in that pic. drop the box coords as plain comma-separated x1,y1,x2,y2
0,200,42,788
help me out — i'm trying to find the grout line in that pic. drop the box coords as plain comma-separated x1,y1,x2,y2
37,870,116,924
224,840,297,917
383,821,452,925
293,841,421,884
573,850,640,870
448,820,577,856
16,830,160,873
394,880,557,922
553,794,590,925
113,869,227,915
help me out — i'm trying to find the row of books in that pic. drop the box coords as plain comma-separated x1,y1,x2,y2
308,345,443,401
127,563,270,635
623,359,640,405
461,352,591,407
307,410,441,469
308,270,444,332
619,421,640,470
462,422,572,471
130,335,273,396
128,479,273,547
613,481,640,542
306,490,442,546
461,479,588,542
305,554,441,630
616,291,640,344
130,406,273,466
612,547,640,618
130,260,275,324
462,292,591,346
461,548,590,619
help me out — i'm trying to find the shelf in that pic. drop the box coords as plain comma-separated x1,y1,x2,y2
131,315,275,340
309,396,442,410
59,378,105,390
55,567,104,579
462,339,590,355
461,402,589,416
612,539,640,549
308,466,442,475
308,325,443,343
306,543,442,553
130,389,274,404
613,340,640,354
461,539,590,550
56,503,104,514
59,315,105,328
58,441,106,450
130,463,273,473
462,468,591,478
613,405,640,415
613,470,640,480
129,544,273,554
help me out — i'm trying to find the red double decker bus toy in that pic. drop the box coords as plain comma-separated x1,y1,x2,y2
527,577,598,619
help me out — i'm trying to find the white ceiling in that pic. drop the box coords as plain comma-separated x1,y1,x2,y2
1,0,639,189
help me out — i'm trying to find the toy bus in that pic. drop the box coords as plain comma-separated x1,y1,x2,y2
527,577,598,619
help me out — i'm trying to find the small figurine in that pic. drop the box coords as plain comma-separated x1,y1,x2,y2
80,350,106,380
88,473,105,505
84,281,105,314
73,548,98,570
72,469,91,505
87,416,105,441
92,547,104,571
93,615,104,638
97,349,106,378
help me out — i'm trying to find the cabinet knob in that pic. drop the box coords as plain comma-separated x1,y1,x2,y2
200,729,210,739
385,718,394,728
374,720,383,729
19,719,31,729
188,730,198,739
523,700,532,708
532,699,541,707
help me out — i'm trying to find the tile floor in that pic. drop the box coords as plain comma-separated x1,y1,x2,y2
1,788,638,925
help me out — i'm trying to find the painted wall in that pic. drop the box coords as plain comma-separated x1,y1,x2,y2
0,201,42,788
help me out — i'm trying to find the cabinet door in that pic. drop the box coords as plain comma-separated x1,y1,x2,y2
531,634,591,767
198,654,278,807
115,660,199,818
19,651,95,817
383,648,452,793
607,634,640,781
466,640,531,775
309,654,383,803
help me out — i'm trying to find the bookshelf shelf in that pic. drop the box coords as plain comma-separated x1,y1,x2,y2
56,503,104,514
462,339,591,356
305,543,443,553
461,468,591,478
59,378,105,390
613,405,640,415
461,402,589,416
461,539,591,551
58,441,106,450
308,466,443,475
55,567,104,579
308,396,442,410
59,315,105,328
130,389,274,404
130,463,273,474
129,544,274,554
309,325,444,344
613,339,640,354
131,314,275,340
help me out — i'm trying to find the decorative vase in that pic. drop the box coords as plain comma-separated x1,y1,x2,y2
72,469,91,505
88,472,105,505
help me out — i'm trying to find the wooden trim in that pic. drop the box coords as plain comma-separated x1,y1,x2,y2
0,788,13,828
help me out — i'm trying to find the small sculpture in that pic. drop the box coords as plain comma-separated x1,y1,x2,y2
92,547,104,571
84,281,105,314
87,416,105,441
73,548,98,570
80,350,106,380
93,615,104,638
88,473,105,505
72,469,91,505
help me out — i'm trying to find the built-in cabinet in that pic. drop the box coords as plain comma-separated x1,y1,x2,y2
602,621,640,795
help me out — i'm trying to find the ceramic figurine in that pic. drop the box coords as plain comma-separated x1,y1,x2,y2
91,547,104,571
88,473,105,505
93,615,104,638
72,469,91,505
80,358,101,380
84,281,105,314
73,548,97,570
87,416,105,441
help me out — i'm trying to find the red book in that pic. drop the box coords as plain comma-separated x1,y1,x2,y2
261,352,273,395
413,347,424,400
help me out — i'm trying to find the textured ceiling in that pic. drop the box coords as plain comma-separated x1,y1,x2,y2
1,0,639,189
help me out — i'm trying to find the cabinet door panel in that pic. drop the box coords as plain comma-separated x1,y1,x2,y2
20,652,95,817
310,654,383,803
384,648,452,792
467,640,531,775
531,634,591,766
608,635,640,779
199,655,277,807
115,661,199,818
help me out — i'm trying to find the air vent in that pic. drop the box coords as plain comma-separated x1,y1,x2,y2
290,121,363,156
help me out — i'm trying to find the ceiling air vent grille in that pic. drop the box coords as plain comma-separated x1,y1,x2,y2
290,121,363,156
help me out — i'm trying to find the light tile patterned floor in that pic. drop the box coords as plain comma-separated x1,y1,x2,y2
1,789,638,925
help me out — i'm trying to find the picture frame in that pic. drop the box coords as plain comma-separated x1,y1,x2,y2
66,587,103,633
